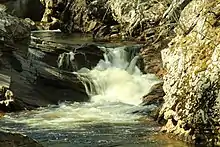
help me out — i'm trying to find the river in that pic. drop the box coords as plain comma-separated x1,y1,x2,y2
0,32,190,147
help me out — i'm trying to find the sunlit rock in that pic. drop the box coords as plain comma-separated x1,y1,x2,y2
159,0,220,145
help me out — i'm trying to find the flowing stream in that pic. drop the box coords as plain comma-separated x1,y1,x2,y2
0,32,189,147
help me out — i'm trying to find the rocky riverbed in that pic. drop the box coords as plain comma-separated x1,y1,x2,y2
0,0,220,146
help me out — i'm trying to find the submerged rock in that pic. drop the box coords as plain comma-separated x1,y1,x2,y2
159,0,220,145
0,130,43,147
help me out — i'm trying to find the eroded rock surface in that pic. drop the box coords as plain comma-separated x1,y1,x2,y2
39,0,173,40
0,12,99,111
158,0,220,145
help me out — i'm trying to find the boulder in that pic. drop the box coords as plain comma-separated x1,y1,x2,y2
0,35,93,111
0,11,30,47
0,12,104,112
57,44,104,71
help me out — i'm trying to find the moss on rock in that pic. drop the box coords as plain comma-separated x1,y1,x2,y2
159,0,220,145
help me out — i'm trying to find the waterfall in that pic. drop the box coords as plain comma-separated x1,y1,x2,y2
1,45,161,130
76,46,161,106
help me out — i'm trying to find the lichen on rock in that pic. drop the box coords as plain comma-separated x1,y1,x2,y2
108,0,170,39
159,0,220,145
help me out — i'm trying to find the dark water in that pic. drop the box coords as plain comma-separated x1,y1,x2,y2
0,114,189,147
1,31,190,147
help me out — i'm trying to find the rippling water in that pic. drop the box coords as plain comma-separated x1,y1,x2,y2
0,32,190,147
0,106,188,147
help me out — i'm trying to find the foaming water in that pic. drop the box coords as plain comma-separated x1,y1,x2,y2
0,44,182,147
2,45,161,129
76,46,160,106
2,102,141,130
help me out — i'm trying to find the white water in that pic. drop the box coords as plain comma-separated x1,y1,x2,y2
2,45,161,130
77,46,160,106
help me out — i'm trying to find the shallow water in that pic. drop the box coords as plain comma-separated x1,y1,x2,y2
0,106,189,147
0,32,190,147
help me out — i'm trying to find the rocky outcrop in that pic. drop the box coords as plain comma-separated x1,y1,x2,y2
0,130,43,147
39,0,117,34
158,0,220,145
108,0,169,40
1,34,107,111
0,11,106,112
39,0,172,40
143,82,165,106
57,44,104,71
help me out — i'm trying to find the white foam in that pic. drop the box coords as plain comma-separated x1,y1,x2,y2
3,45,161,129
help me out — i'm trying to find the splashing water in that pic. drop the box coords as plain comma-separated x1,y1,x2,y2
76,46,160,106
1,45,161,132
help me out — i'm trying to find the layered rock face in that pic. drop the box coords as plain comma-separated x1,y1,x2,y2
0,11,98,111
159,0,220,145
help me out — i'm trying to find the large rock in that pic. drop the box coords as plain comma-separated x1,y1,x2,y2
57,44,104,71
0,130,43,147
108,0,169,39
158,0,220,145
0,12,104,111
0,35,99,111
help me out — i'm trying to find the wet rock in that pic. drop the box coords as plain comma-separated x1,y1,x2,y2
0,36,93,111
57,44,104,71
159,0,220,145
142,82,165,106
140,44,166,77
0,130,43,147
141,82,165,118
0,12,93,112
